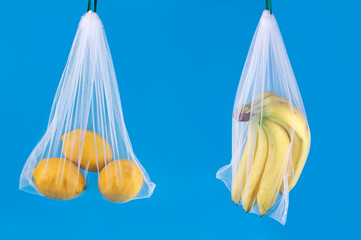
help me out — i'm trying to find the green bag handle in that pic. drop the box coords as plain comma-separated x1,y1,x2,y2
265,0,272,14
87,0,98,12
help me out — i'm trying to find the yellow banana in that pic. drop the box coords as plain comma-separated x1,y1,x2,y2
231,140,247,205
263,102,311,191
240,92,278,114
239,92,289,121
245,91,279,108
242,123,268,212
242,92,310,191
231,121,258,204
280,127,303,194
233,91,310,216
257,118,290,216
249,95,289,113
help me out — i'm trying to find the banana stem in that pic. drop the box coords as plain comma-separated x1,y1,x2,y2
265,0,273,14
238,112,251,122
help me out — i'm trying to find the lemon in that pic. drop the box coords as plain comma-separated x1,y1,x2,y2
62,129,113,172
98,159,143,203
33,158,86,200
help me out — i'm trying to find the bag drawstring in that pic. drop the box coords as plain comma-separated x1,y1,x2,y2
265,0,272,15
87,0,98,13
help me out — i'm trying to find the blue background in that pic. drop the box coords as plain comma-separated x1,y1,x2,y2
1,0,360,239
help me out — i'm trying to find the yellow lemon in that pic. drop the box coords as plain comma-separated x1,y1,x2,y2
98,159,143,203
33,158,86,200
62,129,113,172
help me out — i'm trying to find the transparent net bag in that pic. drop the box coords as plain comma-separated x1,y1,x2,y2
19,9,155,203
216,8,311,224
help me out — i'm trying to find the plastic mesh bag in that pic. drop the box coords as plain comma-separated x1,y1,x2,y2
19,10,155,203
216,8,311,224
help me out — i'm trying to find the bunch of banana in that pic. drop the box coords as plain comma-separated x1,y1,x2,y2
231,91,310,215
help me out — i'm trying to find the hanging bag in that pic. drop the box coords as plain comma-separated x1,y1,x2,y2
19,1,155,203
216,1,310,224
